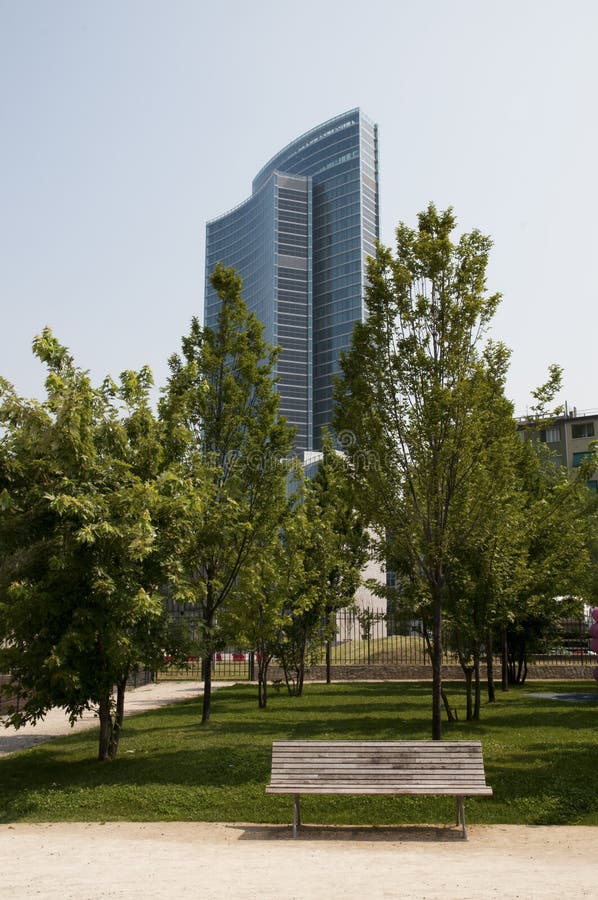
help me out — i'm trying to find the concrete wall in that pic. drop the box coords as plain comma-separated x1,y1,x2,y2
267,663,595,682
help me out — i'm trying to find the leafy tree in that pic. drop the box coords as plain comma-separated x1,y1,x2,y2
276,583,322,697
445,494,527,715
0,330,172,760
305,434,370,683
445,377,596,699
583,490,598,608
334,203,513,739
500,432,595,684
220,486,306,708
441,399,528,716
222,470,323,701
254,442,370,698
159,263,294,723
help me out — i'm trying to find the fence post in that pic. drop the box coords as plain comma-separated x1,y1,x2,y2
248,651,256,681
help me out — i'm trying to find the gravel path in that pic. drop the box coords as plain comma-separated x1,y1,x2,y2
0,822,596,899
0,680,212,757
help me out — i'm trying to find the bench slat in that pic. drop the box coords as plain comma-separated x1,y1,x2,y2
272,772,492,786
266,787,493,795
272,740,484,746
272,763,483,770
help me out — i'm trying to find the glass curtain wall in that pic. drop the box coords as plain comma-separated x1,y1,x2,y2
205,108,379,451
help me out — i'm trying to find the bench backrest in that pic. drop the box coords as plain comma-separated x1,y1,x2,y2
268,740,491,793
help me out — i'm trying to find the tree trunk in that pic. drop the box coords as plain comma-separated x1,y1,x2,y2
257,654,271,709
294,625,308,697
201,601,216,724
501,627,509,691
473,649,481,720
297,652,305,697
441,687,456,722
104,678,127,760
516,651,528,685
431,588,443,740
424,621,453,725
486,631,496,703
201,651,213,724
457,649,475,721
98,692,113,762
279,623,308,697
279,646,299,696
463,666,473,720
279,650,294,695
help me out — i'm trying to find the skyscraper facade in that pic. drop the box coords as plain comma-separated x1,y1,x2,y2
205,109,379,451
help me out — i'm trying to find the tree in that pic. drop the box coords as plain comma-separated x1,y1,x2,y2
0,330,172,760
159,263,294,723
445,475,527,716
499,430,595,684
334,203,513,739
250,442,370,699
304,434,370,684
219,484,306,708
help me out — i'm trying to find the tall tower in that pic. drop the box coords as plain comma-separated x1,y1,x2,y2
205,109,379,451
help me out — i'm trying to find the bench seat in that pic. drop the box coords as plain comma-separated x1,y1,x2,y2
266,740,492,839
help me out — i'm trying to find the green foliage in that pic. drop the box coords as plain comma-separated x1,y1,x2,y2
273,439,370,696
305,433,369,616
218,474,307,707
158,263,295,722
0,681,596,826
334,204,512,737
334,204,597,725
499,434,595,682
0,330,174,760
220,434,370,704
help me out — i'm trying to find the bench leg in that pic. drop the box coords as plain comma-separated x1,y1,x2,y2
293,794,301,839
456,796,468,840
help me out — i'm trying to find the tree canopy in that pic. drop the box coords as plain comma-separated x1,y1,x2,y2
334,204,518,738
158,262,295,723
0,330,172,760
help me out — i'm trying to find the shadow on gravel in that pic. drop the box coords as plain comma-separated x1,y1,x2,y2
231,823,465,842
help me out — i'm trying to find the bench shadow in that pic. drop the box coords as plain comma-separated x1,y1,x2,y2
231,824,465,843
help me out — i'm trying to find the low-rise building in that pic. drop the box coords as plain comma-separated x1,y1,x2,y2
518,405,598,490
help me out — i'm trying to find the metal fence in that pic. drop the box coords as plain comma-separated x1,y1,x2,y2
157,609,596,681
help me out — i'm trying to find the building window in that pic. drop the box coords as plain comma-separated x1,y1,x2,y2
571,422,595,439
572,451,595,467
587,480,598,493
540,426,561,443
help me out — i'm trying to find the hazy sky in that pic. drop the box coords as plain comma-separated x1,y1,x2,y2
1,0,596,416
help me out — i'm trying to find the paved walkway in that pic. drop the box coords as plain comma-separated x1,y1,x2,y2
0,680,212,757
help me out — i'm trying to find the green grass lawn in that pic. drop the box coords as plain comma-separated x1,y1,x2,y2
0,681,596,826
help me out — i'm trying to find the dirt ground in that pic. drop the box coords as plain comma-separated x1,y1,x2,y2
0,681,214,757
0,821,596,900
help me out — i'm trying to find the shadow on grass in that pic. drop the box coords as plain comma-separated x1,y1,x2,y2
481,706,596,731
119,685,438,742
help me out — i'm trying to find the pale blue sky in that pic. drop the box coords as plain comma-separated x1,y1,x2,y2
1,0,596,415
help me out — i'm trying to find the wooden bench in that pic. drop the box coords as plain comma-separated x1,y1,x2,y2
266,740,492,839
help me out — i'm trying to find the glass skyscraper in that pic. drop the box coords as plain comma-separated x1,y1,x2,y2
205,108,379,451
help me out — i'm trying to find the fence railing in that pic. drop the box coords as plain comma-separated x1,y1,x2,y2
158,609,596,681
